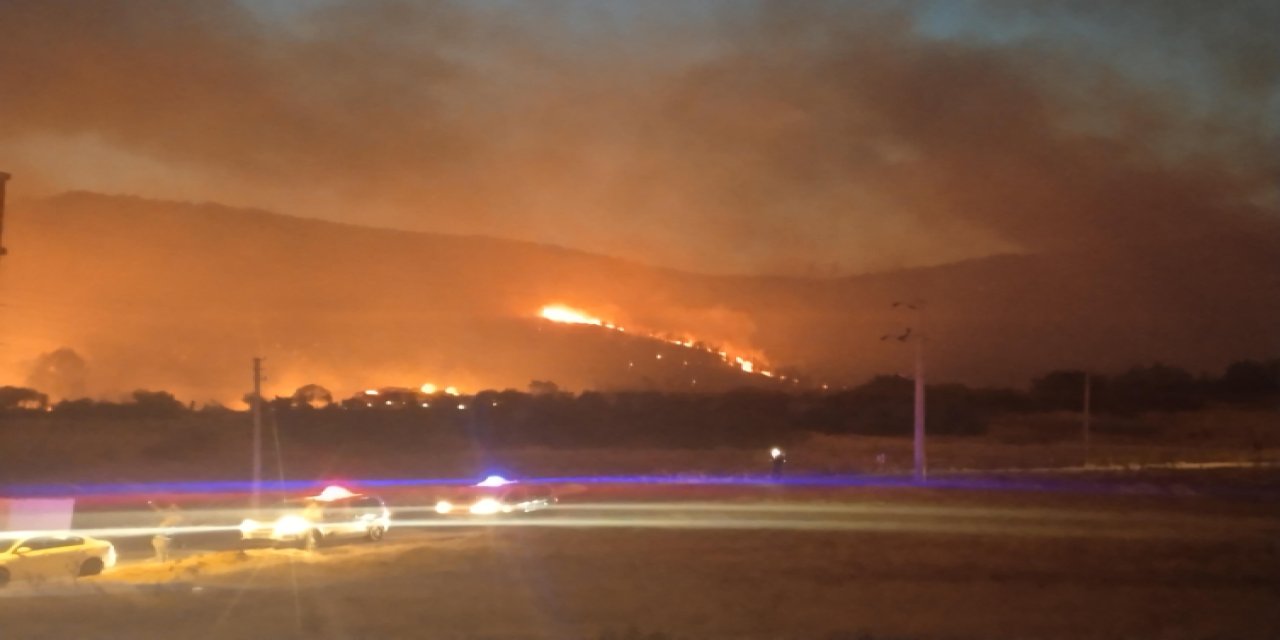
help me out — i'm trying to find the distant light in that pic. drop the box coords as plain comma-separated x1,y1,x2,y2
314,485,356,502
384,400,393,406
491,401,498,407
656,354,663,360
421,402,430,408
434,500,453,514
421,383,437,394
770,447,783,460
457,403,466,410
476,475,512,487
364,389,379,396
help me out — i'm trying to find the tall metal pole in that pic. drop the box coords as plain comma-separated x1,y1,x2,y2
251,357,263,509
0,171,11,257
913,327,927,483
1082,372,1091,468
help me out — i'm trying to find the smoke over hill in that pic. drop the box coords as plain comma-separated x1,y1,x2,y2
1,193,1275,403
2,1,1276,276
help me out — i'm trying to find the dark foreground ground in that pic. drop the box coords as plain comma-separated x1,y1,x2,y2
2,469,1278,640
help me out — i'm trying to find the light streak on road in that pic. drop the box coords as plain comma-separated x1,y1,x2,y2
0,514,1170,545
13,500,1269,549
0,471,1157,499
1,524,242,541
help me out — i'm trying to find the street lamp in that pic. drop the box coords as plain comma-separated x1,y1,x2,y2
769,447,786,480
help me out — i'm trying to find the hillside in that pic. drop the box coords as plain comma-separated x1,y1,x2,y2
1,193,1276,403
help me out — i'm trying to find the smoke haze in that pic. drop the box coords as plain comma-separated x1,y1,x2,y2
0,1,1276,400
2,0,1275,273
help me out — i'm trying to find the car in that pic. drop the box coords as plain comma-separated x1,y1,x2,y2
432,476,556,516
0,535,117,587
239,486,390,551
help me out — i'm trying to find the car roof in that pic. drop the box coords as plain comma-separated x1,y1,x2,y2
1,535,91,548
281,493,378,505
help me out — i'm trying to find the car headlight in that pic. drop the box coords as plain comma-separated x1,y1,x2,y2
239,519,260,536
471,496,509,517
469,498,503,515
273,515,311,537
435,500,453,514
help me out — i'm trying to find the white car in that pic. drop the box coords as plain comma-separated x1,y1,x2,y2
239,486,390,551
433,476,556,516
0,535,117,587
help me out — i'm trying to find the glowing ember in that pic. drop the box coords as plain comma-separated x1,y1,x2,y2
540,305,603,326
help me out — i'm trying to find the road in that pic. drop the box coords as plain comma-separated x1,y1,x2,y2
3,475,1279,639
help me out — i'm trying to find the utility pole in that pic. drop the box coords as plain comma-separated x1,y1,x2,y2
913,325,926,483
885,301,926,483
1,171,11,257
251,357,263,509
1082,372,1091,468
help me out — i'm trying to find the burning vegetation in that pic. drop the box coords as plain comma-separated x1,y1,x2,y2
538,304,783,382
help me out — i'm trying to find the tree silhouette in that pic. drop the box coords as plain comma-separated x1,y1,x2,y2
0,386,48,411
291,384,334,409
25,348,88,400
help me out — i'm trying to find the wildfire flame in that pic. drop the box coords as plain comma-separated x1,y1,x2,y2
537,303,778,381
540,305,603,326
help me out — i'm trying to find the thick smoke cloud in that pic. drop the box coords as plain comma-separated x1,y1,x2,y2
1,0,1275,275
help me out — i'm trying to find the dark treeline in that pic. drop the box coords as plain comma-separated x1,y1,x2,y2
1,359,1275,449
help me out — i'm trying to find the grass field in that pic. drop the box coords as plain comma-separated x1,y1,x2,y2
3,409,1277,486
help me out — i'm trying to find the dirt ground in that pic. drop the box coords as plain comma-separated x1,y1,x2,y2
2,471,1278,640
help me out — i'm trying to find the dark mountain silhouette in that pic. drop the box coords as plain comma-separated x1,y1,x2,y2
1,192,1275,403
